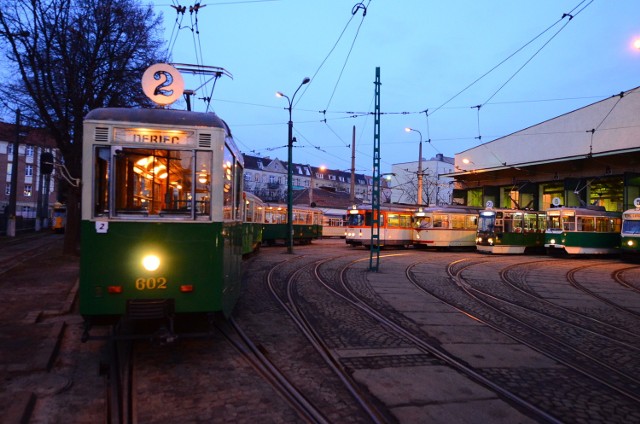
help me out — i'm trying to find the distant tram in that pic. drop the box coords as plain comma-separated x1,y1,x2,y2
51,203,66,233
345,204,413,248
321,208,347,238
242,192,264,255
545,200,621,255
476,203,546,254
412,206,480,249
262,203,323,245
620,198,640,259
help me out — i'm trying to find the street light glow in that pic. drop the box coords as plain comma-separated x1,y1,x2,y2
634,38,640,50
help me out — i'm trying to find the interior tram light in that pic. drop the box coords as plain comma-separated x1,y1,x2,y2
142,254,161,271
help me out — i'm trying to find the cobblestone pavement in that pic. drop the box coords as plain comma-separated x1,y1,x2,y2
3,237,640,423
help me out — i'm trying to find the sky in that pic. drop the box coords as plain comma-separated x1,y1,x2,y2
149,0,640,175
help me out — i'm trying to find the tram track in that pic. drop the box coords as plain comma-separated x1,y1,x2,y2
612,265,640,294
567,262,640,319
404,256,640,421
268,250,560,423
266,252,392,424
0,233,62,275
500,259,640,341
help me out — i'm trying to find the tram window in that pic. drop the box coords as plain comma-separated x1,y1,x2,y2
577,216,595,232
93,147,110,217
596,217,621,232
562,218,575,231
113,148,194,217
451,215,468,229
433,214,446,228
108,147,218,219
222,147,234,219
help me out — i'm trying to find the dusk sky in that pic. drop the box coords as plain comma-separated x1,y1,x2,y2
150,0,640,175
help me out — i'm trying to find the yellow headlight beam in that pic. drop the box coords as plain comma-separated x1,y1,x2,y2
142,255,161,271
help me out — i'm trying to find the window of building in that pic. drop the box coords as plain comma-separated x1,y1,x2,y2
26,145,34,157
25,164,33,177
5,182,10,195
24,184,32,197
7,144,13,156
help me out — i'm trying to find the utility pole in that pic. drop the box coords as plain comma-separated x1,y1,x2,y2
350,126,356,203
7,109,21,237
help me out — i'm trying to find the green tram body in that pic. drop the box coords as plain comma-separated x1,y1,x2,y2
242,192,264,255
80,108,246,334
262,203,323,245
476,208,546,254
545,206,621,255
620,206,640,259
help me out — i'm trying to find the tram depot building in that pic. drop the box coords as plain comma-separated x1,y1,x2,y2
446,86,640,213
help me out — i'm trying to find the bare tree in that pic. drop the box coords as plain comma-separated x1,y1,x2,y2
0,0,166,254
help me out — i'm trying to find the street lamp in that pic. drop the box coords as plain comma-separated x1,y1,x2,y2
276,76,310,253
405,127,424,205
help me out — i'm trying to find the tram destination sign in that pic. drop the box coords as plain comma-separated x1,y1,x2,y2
113,127,194,146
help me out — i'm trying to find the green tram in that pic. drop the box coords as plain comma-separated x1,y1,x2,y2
620,198,640,260
262,203,323,245
242,192,264,255
545,202,622,255
475,203,546,254
79,107,245,339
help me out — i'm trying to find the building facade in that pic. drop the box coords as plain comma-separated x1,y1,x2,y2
0,122,59,227
390,153,455,206
242,153,384,205
448,86,640,213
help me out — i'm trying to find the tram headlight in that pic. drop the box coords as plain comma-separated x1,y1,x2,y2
627,240,635,247
487,237,494,245
549,238,556,245
142,254,161,271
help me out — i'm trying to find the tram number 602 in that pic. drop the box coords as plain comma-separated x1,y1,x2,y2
135,277,168,290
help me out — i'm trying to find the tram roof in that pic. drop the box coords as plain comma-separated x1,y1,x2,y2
85,107,228,131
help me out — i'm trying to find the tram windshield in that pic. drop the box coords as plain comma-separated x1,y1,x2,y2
477,213,496,232
347,213,365,226
622,219,640,234
93,146,213,219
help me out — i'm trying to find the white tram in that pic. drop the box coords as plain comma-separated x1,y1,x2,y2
412,206,480,248
345,204,414,248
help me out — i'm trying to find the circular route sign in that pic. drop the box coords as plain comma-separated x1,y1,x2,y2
142,63,185,106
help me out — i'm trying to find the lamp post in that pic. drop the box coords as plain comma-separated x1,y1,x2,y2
405,127,424,205
276,76,310,253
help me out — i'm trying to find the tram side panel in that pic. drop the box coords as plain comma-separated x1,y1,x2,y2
545,206,621,255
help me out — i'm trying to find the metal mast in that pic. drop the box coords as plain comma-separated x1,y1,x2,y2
369,67,381,271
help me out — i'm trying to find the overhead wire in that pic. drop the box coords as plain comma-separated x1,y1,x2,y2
429,0,592,118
